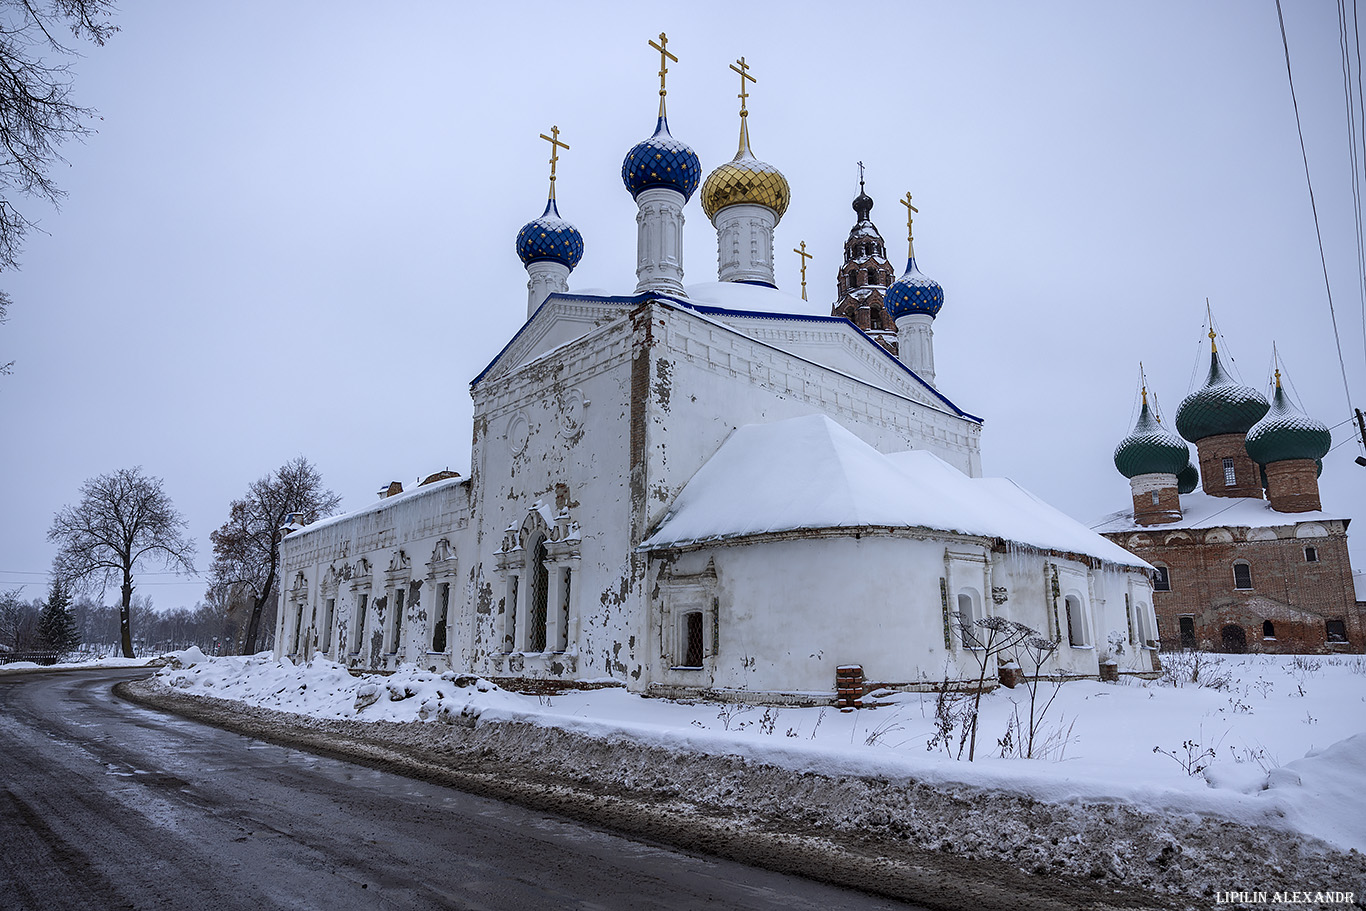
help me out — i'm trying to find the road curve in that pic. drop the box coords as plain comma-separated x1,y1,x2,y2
0,667,914,911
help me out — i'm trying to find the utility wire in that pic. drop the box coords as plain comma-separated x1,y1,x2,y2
1276,0,1363,454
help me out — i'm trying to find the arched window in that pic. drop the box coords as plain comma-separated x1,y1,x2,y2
681,611,704,667
1262,619,1275,640
1151,565,1170,591
870,312,882,330
1065,595,1088,647
526,533,549,652
1233,562,1253,590
956,590,983,647
432,583,450,652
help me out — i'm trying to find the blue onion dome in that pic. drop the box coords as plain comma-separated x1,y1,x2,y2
885,253,944,319
622,116,701,201
515,197,584,270
1114,397,1190,478
1174,347,1269,442
1177,460,1199,494
1244,376,1332,465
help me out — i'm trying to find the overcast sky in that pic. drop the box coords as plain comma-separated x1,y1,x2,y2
2,1,1364,610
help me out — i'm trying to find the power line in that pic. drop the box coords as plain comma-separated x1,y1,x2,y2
1276,0,1363,456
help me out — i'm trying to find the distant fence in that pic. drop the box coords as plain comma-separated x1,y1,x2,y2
0,651,64,666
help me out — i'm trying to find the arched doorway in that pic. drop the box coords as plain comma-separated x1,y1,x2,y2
1220,624,1246,654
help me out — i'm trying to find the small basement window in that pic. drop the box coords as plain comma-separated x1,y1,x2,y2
1262,619,1275,640
1326,619,1348,643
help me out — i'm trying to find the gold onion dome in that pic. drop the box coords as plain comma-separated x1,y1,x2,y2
700,127,790,222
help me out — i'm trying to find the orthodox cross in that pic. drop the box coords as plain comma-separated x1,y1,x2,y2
1206,297,1217,353
857,160,865,190
539,125,569,199
793,241,813,301
900,191,918,255
730,56,755,117
649,32,677,116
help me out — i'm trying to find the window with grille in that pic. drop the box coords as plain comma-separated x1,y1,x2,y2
527,536,548,652
682,611,704,667
1223,458,1236,487
432,583,449,652
391,588,405,652
352,593,368,654
1233,562,1253,590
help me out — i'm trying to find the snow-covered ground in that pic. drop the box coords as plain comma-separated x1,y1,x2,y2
154,649,1366,857
0,655,157,674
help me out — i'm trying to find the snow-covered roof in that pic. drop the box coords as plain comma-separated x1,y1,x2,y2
640,414,1148,568
285,475,468,540
1092,489,1348,535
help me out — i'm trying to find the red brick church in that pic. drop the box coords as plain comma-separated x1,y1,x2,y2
1094,333,1363,653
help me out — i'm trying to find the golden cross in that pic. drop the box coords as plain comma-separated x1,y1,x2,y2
793,241,813,301
900,192,918,252
730,56,756,116
649,33,677,112
1206,297,1217,353
539,126,569,199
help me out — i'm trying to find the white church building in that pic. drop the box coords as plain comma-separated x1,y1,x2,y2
274,43,1158,700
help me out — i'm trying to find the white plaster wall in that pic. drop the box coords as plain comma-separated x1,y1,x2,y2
468,313,646,684
645,536,1140,696
275,478,474,667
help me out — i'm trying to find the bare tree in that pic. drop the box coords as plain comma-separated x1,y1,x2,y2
48,466,196,657
209,457,340,655
0,1,117,270
0,2,117,373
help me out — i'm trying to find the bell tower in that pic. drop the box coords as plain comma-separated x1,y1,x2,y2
831,165,896,353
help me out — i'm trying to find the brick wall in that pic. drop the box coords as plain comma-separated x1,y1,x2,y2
1265,459,1322,513
1103,522,1363,654
1195,433,1264,499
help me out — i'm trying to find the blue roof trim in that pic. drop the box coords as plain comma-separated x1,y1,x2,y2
470,292,646,387
671,299,980,422
470,290,984,424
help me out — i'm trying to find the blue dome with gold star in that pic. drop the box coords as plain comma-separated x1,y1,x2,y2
885,256,944,319
515,197,584,269
622,116,701,201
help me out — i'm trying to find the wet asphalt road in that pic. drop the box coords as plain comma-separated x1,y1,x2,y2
0,668,918,911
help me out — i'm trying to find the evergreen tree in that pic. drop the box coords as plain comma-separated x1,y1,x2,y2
37,576,80,661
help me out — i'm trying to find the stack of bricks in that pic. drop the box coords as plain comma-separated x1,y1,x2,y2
835,665,864,711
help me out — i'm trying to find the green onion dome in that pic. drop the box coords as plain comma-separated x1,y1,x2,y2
1177,460,1199,494
1175,348,1269,443
1114,396,1190,478
1244,377,1332,465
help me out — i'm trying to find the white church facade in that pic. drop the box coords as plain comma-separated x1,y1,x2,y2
275,40,1158,699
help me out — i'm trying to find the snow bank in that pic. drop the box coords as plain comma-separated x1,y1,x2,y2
154,650,1366,856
